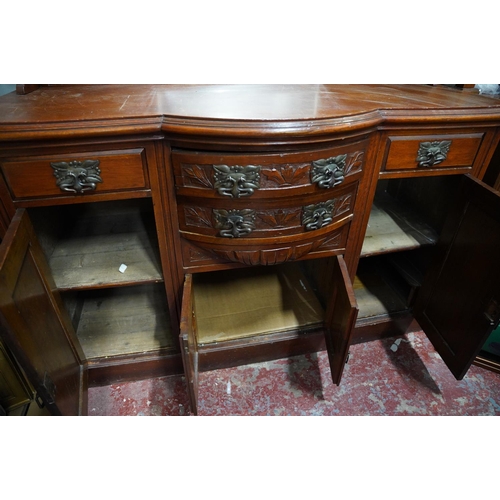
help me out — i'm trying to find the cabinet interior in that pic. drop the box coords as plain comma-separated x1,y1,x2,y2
28,198,163,290
62,284,175,359
192,259,331,345
27,198,175,362
356,175,462,323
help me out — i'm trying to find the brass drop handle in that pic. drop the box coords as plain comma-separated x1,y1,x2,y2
416,140,452,167
213,165,261,198
51,159,103,194
311,155,347,188
214,209,256,238
302,200,335,231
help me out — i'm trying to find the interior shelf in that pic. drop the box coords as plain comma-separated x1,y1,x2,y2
354,257,412,322
65,283,175,360
192,263,325,345
29,199,163,290
361,192,438,257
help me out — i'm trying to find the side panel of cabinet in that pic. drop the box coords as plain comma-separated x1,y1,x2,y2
179,273,198,415
414,175,500,380
0,209,87,415
324,255,359,384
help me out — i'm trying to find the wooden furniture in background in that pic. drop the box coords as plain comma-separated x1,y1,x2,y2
0,85,499,415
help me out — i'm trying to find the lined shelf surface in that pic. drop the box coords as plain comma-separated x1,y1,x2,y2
361,193,438,257
31,199,163,290
193,263,325,344
354,259,409,320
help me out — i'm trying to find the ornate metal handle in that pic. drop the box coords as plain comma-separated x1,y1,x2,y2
214,209,256,238
311,155,347,188
213,165,261,198
51,159,103,193
416,140,452,168
302,200,335,231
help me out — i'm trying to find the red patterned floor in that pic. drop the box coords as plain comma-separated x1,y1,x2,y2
88,331,500,416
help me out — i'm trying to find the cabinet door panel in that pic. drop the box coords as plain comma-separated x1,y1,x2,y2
0,209,87,415
179,273,199,415
415,175,500,379
325,255,359,384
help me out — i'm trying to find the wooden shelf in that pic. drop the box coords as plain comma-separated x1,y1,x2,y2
30,199,163,290
70,284,175,359
354,258,410,321
361,193,438,257
49,229,162,290
193,263,325,345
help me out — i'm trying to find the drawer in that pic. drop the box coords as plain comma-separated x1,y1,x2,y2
382,133,484,173
172,138,368,200
1,148,149,200
177,182,356,267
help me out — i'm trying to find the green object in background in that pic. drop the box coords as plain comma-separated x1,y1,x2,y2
0,84,15,97
482,324,500,356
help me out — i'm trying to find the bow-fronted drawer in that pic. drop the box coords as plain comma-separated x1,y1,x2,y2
172,138,369,200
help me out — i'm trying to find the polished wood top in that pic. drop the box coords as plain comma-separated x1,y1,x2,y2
1,85,500,142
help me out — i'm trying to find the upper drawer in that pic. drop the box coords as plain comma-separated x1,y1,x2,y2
1,148,149,201
382,132,484,173
172,138,369,200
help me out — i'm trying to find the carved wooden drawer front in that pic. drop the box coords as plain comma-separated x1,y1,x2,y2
172,138,368,200
1,148,149,200
382,133,484,173
177,181,356,268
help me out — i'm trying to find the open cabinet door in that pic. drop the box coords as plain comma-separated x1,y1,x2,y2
324,255,359,384
414,175,500,380
0,209,87,415
179,274,199,415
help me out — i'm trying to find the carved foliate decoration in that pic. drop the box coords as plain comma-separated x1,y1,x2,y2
333,194,353,217
184,206,213,228
51,160,103,194
311,155,347,189
416,140,452,167
345,151,364,175
317,230,344,250
262,164,309,186
183,166,213,188
257,209,301,228
213,165,261,198
214,209,256,238
302,200,335,231
211,239,326,266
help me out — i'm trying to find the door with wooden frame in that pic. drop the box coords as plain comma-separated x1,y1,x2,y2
414,175,500,379
0,209,87,416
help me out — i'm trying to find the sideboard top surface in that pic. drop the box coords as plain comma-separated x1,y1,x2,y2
1,84,500,141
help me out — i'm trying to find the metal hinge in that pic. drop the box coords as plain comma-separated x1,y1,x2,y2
37,371,56,406
484,298,500,327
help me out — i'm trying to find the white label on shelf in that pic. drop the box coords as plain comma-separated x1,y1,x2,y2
119,264,128,273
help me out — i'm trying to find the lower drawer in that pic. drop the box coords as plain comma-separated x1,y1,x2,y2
178,181,357,268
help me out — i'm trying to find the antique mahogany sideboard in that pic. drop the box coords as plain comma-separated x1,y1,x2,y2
0,85,499,415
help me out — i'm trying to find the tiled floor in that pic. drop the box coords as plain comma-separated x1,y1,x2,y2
88,331,500,416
